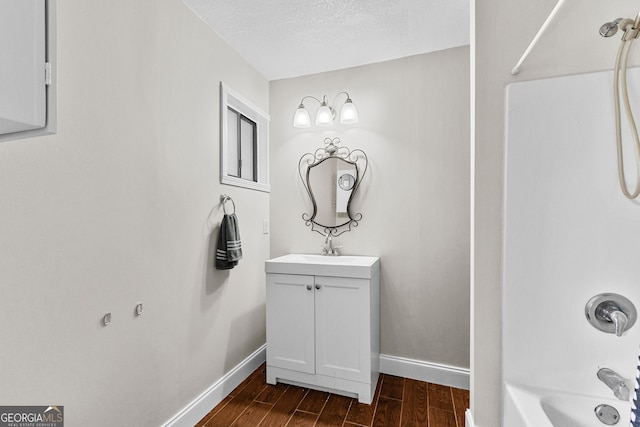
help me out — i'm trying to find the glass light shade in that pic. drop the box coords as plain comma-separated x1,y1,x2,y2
293,104,311,128
340,99,359,124
315,103,334,126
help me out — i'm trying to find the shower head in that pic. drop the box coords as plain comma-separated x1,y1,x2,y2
600,18,623,37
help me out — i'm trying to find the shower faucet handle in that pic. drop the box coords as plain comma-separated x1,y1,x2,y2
612,311,628,337
598,304,629,337
585,293,637,337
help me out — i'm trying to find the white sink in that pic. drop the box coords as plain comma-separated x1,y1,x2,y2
292,254,362,264
265,253,380,278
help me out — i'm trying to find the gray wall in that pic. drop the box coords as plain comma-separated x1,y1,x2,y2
269,47,470,369
473,0,640,425
0,0,269,425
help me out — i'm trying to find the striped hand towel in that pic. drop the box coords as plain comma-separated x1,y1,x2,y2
215,213,242,270
632,346,640,426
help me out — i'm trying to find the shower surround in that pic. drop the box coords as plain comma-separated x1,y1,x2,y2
503,67,640,425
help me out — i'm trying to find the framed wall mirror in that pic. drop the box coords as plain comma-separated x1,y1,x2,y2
298,137,368,236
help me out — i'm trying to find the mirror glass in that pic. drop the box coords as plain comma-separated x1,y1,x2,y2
299,138,368,236
308,158,357,227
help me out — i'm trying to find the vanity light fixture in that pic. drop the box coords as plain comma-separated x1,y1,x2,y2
293,92,359,128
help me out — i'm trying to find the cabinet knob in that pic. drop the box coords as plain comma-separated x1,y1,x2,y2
306,285,312,291
315,284,321,290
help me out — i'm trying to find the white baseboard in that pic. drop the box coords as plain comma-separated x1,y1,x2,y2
162,344,267,427
465,409,475,427
379,354,469,390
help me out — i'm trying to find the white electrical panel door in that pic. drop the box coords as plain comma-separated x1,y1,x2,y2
0,0,46,135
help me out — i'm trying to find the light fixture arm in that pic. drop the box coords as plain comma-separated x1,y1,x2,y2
297,95,323,108
298,93,351,108
331,92,352,107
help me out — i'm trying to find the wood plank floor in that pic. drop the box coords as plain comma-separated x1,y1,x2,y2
196,364,469,427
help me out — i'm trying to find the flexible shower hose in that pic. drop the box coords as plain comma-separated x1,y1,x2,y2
613,36,640,199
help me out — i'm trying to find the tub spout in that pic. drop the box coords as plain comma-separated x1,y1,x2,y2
597,367,630,401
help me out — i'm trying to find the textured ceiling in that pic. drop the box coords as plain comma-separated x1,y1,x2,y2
183,0,470,81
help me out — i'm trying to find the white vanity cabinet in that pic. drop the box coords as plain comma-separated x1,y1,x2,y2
265,254,380,404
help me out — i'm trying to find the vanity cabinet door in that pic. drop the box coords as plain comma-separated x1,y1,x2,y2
315,276,370,383
266,273,315,374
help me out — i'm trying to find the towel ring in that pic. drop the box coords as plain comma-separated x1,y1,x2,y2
220,194,236,215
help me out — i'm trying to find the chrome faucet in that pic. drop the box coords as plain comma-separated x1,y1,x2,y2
321,233,341,256
597,367,630,401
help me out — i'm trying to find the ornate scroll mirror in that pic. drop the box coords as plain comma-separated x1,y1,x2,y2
298,137,368,236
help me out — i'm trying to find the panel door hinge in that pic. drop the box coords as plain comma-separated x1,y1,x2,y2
45,62,52,85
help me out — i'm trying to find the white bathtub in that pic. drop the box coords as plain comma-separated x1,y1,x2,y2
504,383,631,427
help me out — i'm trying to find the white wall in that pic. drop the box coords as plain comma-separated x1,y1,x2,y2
0,1,269,425
474,0,640,425
269,47,470,370
504,69,640,395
